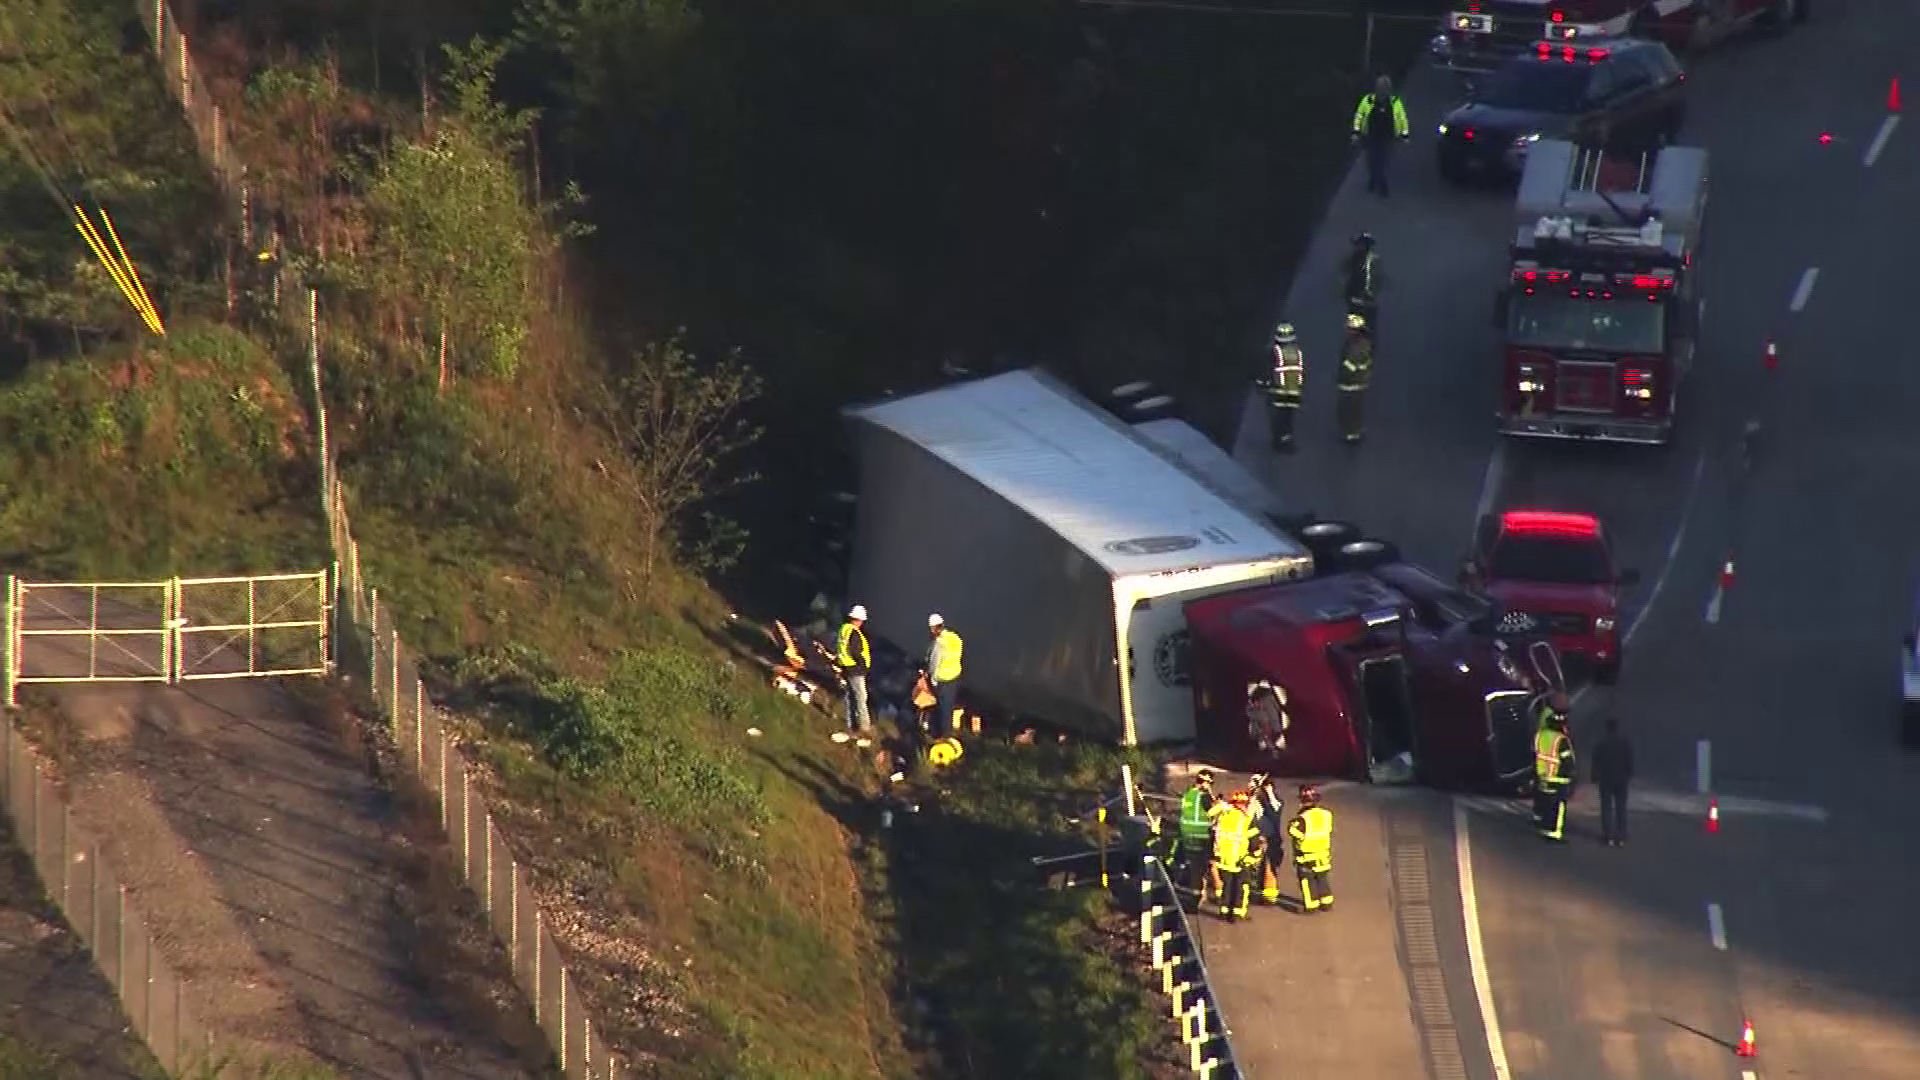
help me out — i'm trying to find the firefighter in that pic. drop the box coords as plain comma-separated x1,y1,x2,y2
1248,773,1287,905
1211,789,1258,921
1337,313,1374,445
1288,784,1335,912
1532,689,1571,732
1351,75,1410,197
1344,233,1380,328
1262,322,1305,451
1177,769,1218,901
1534,706,1577,843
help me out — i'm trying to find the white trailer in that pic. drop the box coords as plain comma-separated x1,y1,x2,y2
846,370,1313,745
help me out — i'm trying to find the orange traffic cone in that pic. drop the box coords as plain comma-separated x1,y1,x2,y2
1763,340,1778,371
1891,76,1902,114
1735,1016,1757,1057
1719,559,1736,590
1706,797,1721,834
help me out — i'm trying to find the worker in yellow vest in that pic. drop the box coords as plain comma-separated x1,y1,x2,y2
1211,790,1259,921
925,613,965,737
1288,784,1335,913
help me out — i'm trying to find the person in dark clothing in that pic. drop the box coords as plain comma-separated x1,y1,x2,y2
1350,75,1410,197
1592,716,1635,847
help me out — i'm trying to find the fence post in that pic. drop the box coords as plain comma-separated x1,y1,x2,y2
559,975,568,1071
483,815,494,914
389,629,399,726
368,589,380,699
461,770,471,879
415,680,425,767
533,912,543,1023
4,574,15,708
439,732,449,828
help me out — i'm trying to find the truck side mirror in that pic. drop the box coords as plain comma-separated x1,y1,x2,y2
1616,568,1642,587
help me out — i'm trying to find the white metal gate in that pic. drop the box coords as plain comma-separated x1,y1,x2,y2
3,571,332,706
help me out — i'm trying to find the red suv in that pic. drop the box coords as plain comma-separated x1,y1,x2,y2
1460,510,1639,684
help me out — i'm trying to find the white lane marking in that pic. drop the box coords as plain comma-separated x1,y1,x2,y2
1743,1072,1758,1080
1696,739,1712,795
1453,799,1512,1080
1623,449,1707,648
1789,267,1820,313
1705,584,1724,624
1865,114,1900,168
1471,441,1508,533
1708,902,1728,951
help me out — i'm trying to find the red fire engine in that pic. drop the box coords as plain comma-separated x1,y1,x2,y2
1431,1,1808,74
1495,139,1706,444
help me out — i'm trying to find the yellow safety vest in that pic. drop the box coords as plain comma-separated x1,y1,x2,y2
1536,728,1572,786
930,629,964,683
1288,805,1333,859
1212,807,1253,867
835,621,870,671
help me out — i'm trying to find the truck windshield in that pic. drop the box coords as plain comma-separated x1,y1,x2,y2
1476,60,1593,112
1508,293,1665,353
1489,534,1612,586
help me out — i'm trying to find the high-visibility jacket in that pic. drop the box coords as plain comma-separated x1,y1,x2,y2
1179,786,1215,845
927,629,964,683
835,621,871,674
1268,344,1305,406
1536,728,1575,789
1338,336,1374,392
1352,93,1409,140
1212,807,1254,868
1288,805,1333,861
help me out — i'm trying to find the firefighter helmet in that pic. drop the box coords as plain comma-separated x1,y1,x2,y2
1297,783,1322,805
1346,312,1368,331
1273,322,1297,344
1228,789,1252,808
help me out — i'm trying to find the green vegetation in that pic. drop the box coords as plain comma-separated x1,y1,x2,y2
2,0,1437,1076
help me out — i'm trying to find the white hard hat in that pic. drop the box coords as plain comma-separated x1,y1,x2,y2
848,604,868,621
927,613,945,627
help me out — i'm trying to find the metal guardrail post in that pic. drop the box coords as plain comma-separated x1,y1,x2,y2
4,574,16,708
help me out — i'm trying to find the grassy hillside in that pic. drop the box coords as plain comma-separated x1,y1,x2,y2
3,0,1438,1076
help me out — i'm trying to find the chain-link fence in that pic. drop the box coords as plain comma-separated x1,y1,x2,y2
134,3,622,1074
0,718,207,1071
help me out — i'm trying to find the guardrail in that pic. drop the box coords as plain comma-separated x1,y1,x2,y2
1139,854,1243,1080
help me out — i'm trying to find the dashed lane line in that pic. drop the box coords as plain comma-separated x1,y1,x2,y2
1789,267,1820,313
1696,739,1712,795
1865,115,1900,168
1708,902,1728,951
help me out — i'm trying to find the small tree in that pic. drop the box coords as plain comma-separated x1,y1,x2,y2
600,334,762,591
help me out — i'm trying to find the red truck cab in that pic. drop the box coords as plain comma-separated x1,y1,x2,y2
1461,510,1638,683
1184,559,1545,792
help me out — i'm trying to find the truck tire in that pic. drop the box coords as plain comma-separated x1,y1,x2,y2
1298,520,1360,565
1333,538,1401,571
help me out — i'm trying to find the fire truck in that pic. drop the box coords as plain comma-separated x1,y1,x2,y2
1495,138,1707,444
1431,1,1808,74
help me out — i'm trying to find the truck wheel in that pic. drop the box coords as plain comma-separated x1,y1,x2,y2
1298,520,1360,564
1334,538,1401,571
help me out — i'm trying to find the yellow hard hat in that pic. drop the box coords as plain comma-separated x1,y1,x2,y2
927,737,965,768
1228,790,1251,807
1346,312,1368,331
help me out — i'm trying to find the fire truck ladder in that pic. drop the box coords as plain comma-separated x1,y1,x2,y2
1568,146,1652,195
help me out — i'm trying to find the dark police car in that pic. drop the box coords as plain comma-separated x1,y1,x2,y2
1436,36,1686,183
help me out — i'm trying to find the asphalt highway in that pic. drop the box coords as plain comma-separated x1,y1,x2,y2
1215,4,1920,1078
